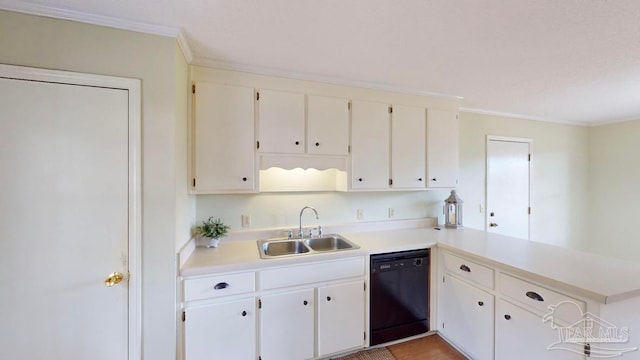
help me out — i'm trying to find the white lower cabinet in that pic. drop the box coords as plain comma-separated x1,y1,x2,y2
260,288,315,360
317,281,365,357
496,299,584,360
440,274,494,360
184,297,256,360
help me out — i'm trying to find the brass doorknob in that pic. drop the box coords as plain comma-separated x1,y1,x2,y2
104,272,124,287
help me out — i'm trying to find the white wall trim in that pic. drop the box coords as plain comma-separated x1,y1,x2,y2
460,107,591,127
0,0,179,37
0,64,143,360
192,56,465,102
176,30,194,64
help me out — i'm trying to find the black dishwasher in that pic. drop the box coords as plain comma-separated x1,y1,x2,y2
369,248,430,346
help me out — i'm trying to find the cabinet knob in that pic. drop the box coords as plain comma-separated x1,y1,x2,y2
478,301,484,306
418,178,423,182
241,311,247,317
303,300,308,306
327,296,332,301
295,141,300,145
490,223,499,227
358,178,363,182
431,178,437,181
242,177,247,182
315,142,320,147
504,314,511,320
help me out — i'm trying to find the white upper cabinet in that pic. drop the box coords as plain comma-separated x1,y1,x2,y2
307,95,350,156
193,82,256,193
257,89,305,154
426,109,459,188
350,100,390,190
391,105,426,189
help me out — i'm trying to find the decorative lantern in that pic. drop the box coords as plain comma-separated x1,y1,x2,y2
444,190,463,228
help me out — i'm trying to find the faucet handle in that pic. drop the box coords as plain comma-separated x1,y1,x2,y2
287,229,293,239
317,225,322,237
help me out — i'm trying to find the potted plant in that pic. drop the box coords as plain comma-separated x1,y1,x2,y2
194,217,230,248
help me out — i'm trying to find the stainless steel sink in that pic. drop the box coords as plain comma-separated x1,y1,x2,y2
258,234,359,259
304,236,357,252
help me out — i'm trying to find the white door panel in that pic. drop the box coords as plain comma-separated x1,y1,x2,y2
0,75,130,359
487,138,530,239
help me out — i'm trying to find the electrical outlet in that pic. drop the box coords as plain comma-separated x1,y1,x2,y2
357,209,363,220
388,208,394,218
241,214,251,228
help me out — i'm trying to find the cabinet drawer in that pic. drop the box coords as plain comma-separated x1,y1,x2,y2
499,273,585,324
442,252,494,289
259,257,365,290
184,272,255,302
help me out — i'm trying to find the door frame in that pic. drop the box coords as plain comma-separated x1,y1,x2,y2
485,135,532,239
0,64,142,360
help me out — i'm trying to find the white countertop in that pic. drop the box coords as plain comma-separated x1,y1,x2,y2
180,225,640,304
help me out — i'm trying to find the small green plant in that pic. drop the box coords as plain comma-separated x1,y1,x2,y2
194,217,230,239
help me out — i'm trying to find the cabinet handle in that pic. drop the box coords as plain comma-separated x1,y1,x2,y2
504,314,511,320
327,296,332,301
459,264,471,272
295,141,300,145
315,142,320,147
242,177,247,182
303,300,308,306
358,178,363,182
241,311,247,317
213,282,229,290
525,291,545,302
478,301,484,306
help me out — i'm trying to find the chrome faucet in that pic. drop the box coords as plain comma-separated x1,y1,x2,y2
299,206,319,238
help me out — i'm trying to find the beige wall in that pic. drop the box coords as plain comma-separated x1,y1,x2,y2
458,112,590,249
587,119,640,262
0,10,186,359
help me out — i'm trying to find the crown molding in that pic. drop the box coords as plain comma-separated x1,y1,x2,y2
176,30,193,64
191,56,464,102
459,107,593,127
0,0,179,37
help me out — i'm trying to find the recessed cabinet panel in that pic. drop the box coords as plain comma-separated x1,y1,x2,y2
258,89,305,154
193,82,255,192
317,281,365,356
426,109,459,188
391,105,426,189
351,100,390,190
260,288,315,360
307,95,350,156
184,298,256,360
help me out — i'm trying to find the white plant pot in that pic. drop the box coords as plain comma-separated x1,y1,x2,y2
206,237,220,248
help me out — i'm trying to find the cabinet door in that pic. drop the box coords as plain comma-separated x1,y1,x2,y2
351,100,390,190
258,89,305,154
426,109,458,188
307,95,350,156
184,298,256,360
391,105,426,189
496,299,585,360
193,82,255,192
317,281,365,356
440,274,494,360
260,288,315,360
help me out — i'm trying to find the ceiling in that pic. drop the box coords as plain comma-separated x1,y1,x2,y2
3,0,640,125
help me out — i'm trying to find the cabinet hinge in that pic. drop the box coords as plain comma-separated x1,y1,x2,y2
528,153,531,161
191,84,195,94
363,282,366,291
348,101,351,110
389,179,393,186
257,141,260,149
528,207,531,215
182,311,186,322
258,299,262,309
348,145,351,153
442,322,445,329
388,106,393,114
456,114,458,120
443,276,445,283
192,178,196,187
256,92,260,101
364,332,366,341
584,343,591,356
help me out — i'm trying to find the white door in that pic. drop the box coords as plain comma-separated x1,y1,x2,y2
486,137,531,239
391,105,426,189
260,288,315,360
0,67,138,359
317,281,365,357
257,89,305,154
350,100,390,190
307,95,350,156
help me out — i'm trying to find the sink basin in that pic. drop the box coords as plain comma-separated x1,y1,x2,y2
258,234,359,259
304,236,357,252
260,239,310,257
